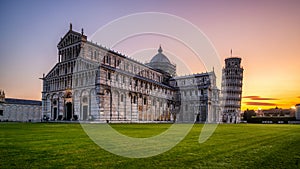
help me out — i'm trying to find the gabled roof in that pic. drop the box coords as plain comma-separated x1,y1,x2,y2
57,24,86,48
43,62,60,79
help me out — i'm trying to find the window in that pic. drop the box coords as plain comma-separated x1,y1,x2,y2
133,96,136,104
82,97,88,103
185,104,188,111
108,56,111,65
121,94,124,102
0,110,3,116
190,91,192,96
105,55,111,65
107,72,111,80
104,55,107,63
144,98,147,105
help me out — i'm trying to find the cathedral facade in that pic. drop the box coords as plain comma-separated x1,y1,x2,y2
41,25,220,123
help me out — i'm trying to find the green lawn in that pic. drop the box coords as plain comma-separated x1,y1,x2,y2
0,123,299,168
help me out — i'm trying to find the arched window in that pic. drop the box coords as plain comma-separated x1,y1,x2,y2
121,94,124,102
82,96,88,104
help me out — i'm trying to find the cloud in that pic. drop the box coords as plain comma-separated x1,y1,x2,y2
244,102,277,106
243,96,279,100
243,96,259,99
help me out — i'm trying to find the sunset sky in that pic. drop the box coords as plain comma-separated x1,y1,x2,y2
0,0,299,111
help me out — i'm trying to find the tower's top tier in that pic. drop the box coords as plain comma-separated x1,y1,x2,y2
224,57,242,68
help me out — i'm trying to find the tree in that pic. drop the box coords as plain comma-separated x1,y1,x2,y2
243,109,256,121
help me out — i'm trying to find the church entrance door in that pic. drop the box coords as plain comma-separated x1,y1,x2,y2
66,102,72,120
82,105,88,120
53,107,57,120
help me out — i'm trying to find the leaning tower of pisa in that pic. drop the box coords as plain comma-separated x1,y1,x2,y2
221,56,243,123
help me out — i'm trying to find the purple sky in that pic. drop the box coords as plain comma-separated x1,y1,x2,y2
0,0,300,109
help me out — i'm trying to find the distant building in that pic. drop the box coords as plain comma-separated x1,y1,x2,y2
256,108,263,117
296,104,300,120
41,24,221,123
0,90,42,122
243,107,297,124
221,56,244,123
261,107,294,117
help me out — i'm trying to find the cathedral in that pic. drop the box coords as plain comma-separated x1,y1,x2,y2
41,24,221,123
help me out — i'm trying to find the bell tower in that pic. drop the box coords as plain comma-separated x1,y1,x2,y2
221,52,244,123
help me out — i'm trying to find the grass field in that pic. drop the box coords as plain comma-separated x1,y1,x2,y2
0,123,299,168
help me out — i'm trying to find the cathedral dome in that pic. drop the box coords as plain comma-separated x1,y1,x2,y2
150,46,171,64
146,46,176,77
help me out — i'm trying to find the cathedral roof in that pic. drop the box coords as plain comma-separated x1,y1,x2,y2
150,46,171,64
4,98,42,106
